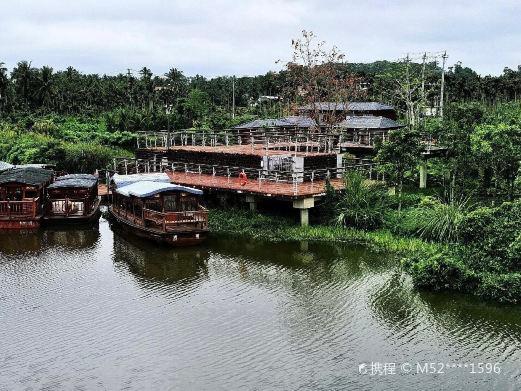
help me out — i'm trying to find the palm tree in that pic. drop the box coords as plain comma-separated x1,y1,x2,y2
11,60,34,110
0,62,9,113
37,66,55,111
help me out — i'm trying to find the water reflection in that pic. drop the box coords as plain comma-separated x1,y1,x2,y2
0,222,520,390
112,231,209,285
0,224,100,255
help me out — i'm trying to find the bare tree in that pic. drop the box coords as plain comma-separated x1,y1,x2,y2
281,30,364,128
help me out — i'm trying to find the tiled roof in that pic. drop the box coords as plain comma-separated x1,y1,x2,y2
235,116,317,129
298,101,395,112
55,174,98,182
335,116,404,129
48,178,97,189
0,161,14,171
0,167,53,186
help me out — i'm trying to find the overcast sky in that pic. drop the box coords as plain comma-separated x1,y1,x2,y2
1,0,519,77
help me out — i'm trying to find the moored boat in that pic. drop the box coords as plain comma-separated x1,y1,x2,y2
43,174,101,224
108,180,208,246
0,167,53,229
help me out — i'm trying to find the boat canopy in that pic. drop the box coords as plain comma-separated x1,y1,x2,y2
0,167,53,186
48,178,97,189
55,174,98,182
112,173,170,188
115,181,203,198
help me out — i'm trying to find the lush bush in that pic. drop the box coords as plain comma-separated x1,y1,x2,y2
402,251,479,292
459,200,521,272
0,115,132,172
334,170,390,230
404,199,521,303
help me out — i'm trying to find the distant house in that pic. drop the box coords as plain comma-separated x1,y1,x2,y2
335,116,405,154
234,116,317,130
335,116,404,131
297,101,397,122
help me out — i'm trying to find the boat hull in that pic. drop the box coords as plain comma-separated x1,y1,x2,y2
108,206,207,247
0,218,40,230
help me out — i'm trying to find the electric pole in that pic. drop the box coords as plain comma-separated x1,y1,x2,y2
439,51,447,118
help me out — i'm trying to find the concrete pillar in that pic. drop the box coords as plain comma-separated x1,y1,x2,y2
245,195,256,212
419,162,427,189
300,209,309,227
293,197,314,227
218,193,228,207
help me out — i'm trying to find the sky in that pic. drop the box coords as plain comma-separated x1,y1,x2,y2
1,0,519,77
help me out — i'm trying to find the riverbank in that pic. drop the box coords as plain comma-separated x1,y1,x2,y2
209,207,521,304
208,208,441,255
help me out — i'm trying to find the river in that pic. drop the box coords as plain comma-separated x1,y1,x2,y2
0,216,520,390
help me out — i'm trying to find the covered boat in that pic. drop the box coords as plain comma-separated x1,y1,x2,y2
108,180,208,246
0,167,53,229
44,174,101,224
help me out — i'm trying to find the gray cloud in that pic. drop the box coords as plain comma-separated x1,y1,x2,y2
1,0,519,76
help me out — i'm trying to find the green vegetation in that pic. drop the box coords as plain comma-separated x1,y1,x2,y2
0,115,131,172
208,208,440,255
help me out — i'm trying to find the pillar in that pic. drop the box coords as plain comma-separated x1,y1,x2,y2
419,162,427,189
293,197,314,227
300,209,309,227
245,195,256,212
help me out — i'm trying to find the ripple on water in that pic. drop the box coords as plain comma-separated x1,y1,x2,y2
1,223,520,390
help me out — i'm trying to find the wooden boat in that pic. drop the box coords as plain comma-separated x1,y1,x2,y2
108,180,208,246
0,167,53,229
43,174,101,224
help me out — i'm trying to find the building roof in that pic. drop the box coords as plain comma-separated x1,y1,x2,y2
234,116,317,129
115,181,203,197
112,172,171,188
335,116,404,129
0,167,53,186
55,174,98,182
298,101,395,112
48,178,97,189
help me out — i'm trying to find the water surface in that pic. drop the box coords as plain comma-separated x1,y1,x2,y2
1,218,520,390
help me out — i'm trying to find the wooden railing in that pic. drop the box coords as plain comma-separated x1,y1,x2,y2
47,199,88,216
0,199,38,218
142,208,208,231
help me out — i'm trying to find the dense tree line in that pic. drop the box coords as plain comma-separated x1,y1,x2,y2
1,60,520,127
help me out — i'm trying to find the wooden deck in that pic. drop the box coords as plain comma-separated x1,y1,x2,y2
165,170,344,199
98,184,110,197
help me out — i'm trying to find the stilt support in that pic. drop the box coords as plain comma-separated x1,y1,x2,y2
293,197,314,227
419,162,427,189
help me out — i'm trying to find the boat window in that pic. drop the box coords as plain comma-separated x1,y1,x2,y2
163,195,178,212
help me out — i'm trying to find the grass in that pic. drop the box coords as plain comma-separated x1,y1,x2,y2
208,208,441,255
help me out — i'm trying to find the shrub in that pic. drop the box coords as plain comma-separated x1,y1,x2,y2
411,197,469,243
334,170,390,230
402,251,479,292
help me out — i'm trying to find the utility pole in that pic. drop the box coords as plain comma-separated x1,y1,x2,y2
421,52,427,129
127,68,133,108
439,51,447,118
232,76,235,119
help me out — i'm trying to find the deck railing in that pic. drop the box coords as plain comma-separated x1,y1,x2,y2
143,208,208,231
113,157,381,183
47,199,88,216
0,199,38,218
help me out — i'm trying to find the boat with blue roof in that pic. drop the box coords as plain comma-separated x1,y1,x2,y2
108,179,208,246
